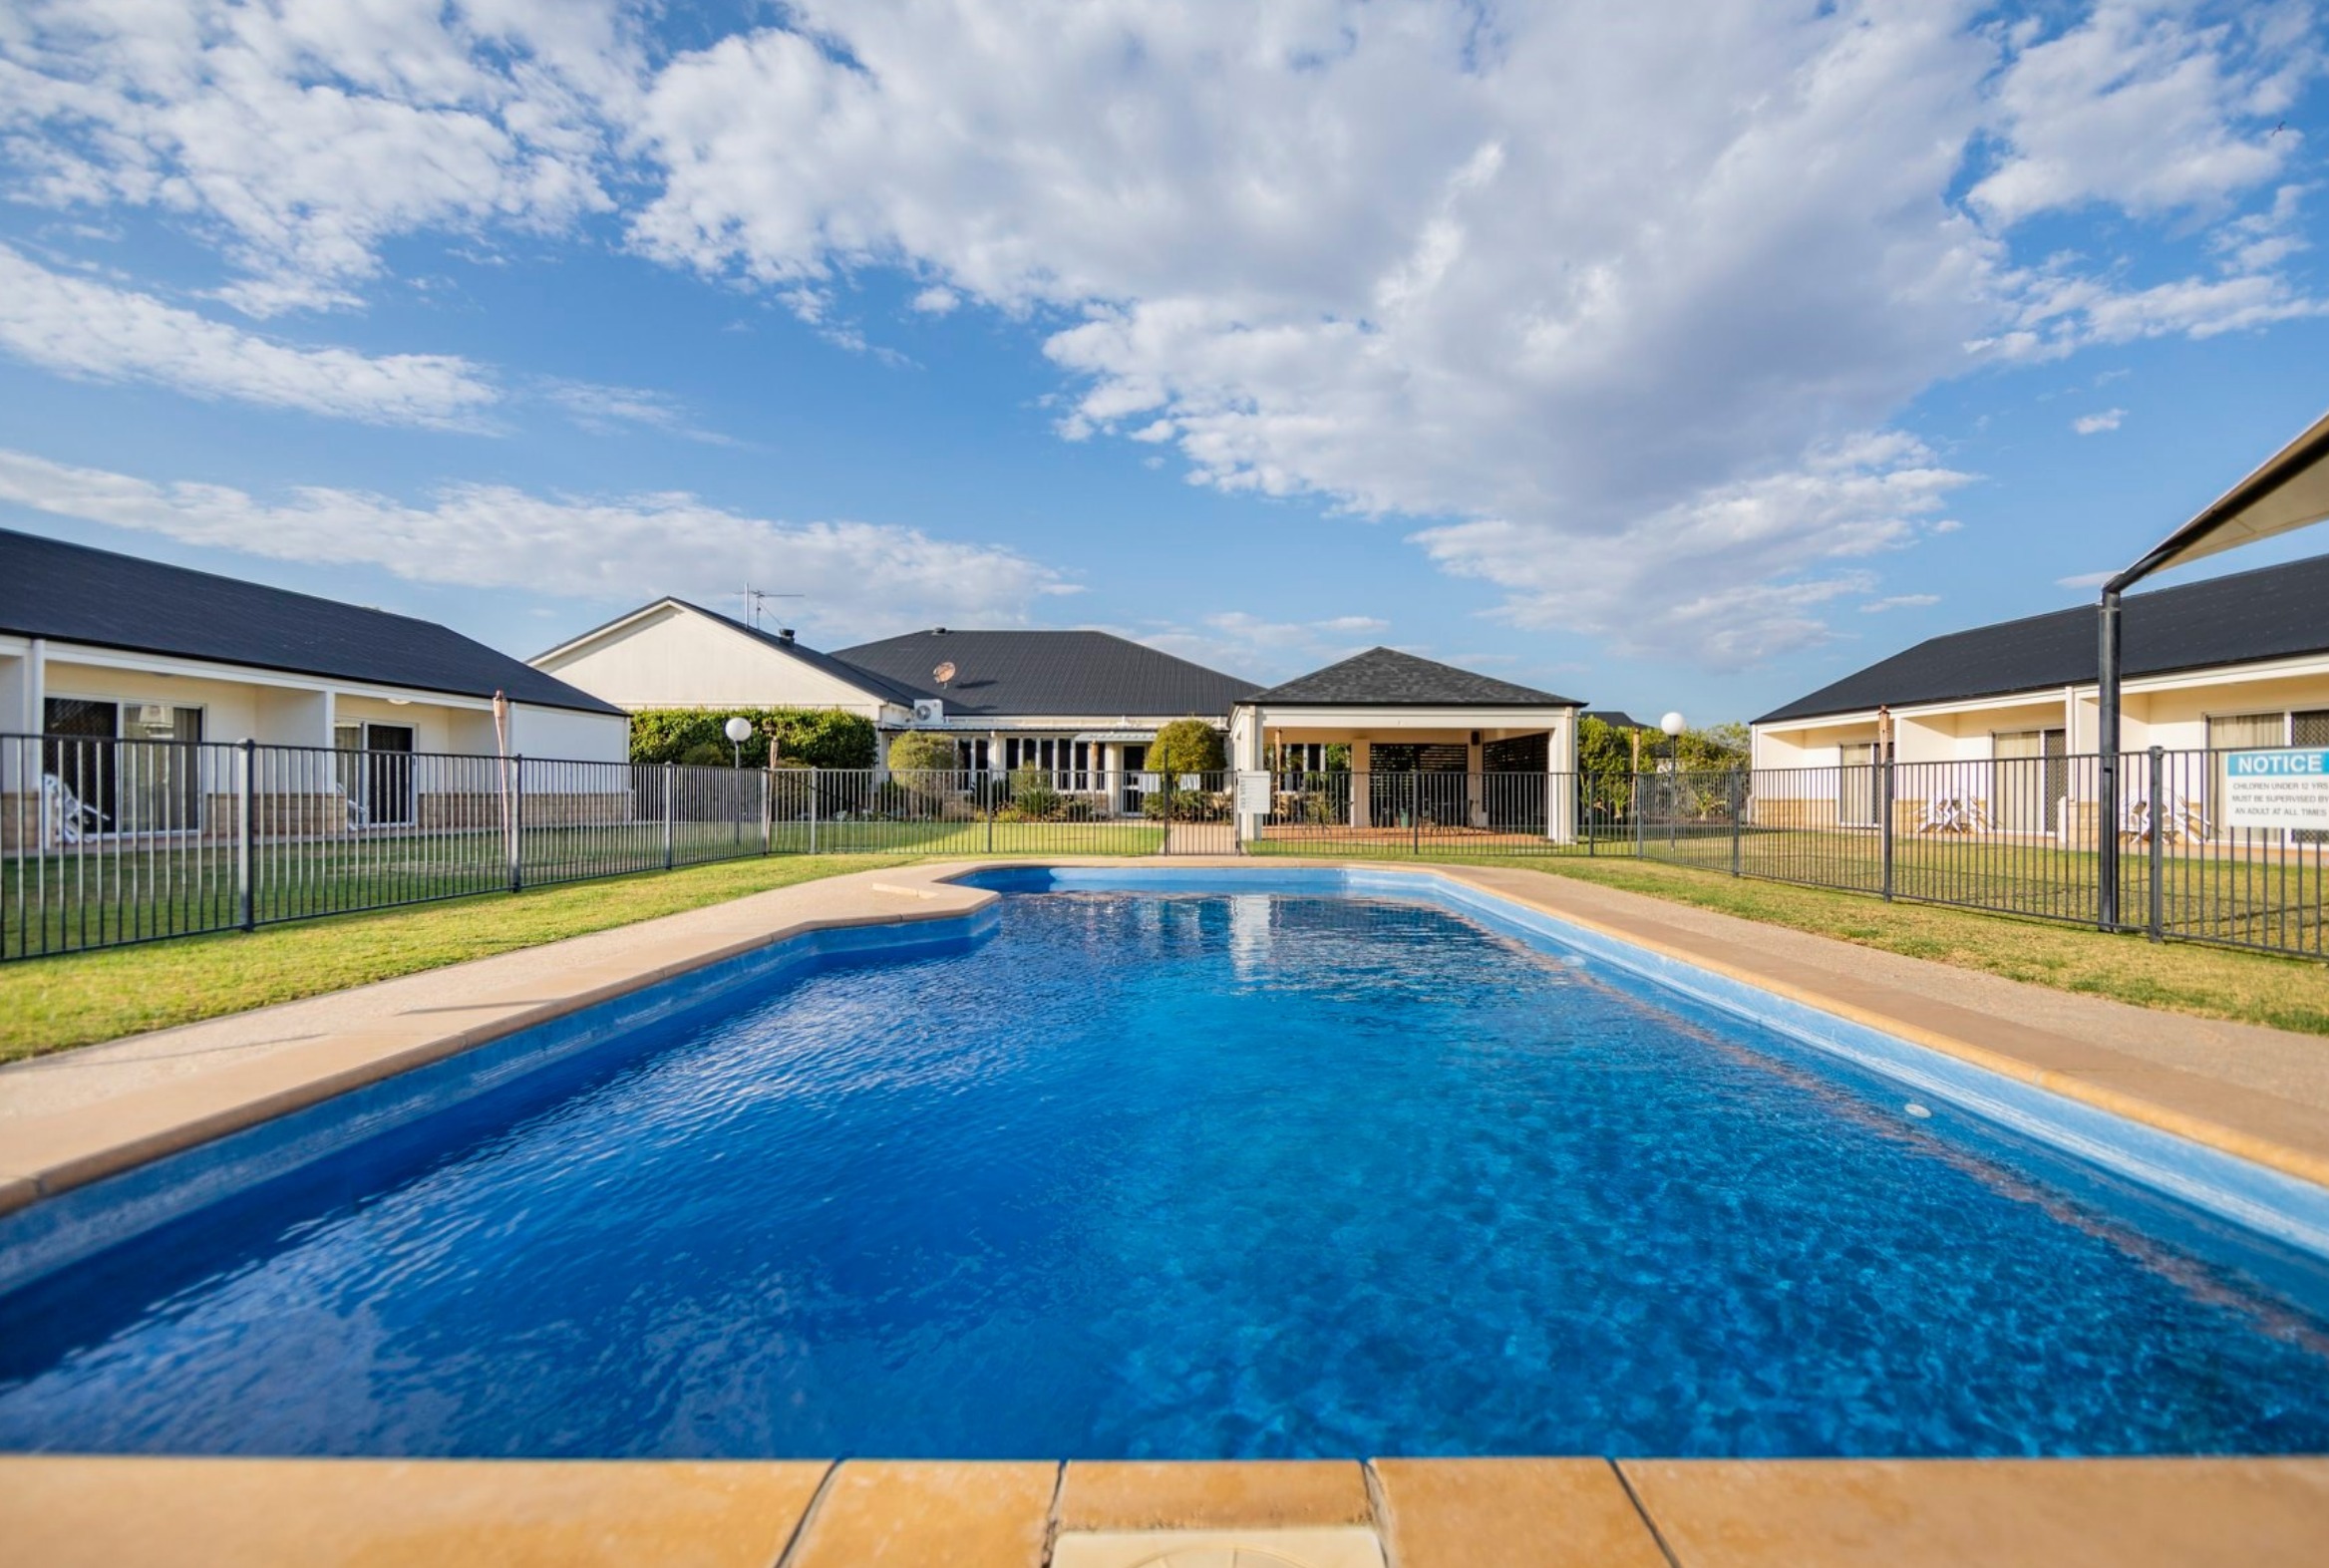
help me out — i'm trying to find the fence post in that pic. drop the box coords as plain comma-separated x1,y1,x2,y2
2147,745,2165,943
985,770,995,854
236,738,255,932
1633,774,1644,859
1412,774,1421,856
1878,757,1895,901
1730,772,1743,877
808,767,819,855
662,761,675,870
508,757,524,893
761,769,773,855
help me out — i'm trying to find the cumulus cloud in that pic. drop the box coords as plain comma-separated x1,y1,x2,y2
0,0,633,314
1971,0,2314,225
622,0,2312,662
2074,408,2127,434
0,449,1077,636
2,1,2322,664
0,243,499,426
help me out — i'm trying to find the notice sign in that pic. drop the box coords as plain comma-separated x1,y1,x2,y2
1234,772,1273,815
2222,749,2329,830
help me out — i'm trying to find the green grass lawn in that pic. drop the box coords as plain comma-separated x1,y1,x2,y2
1522,855,2329,1038
7,830,2326,1066
0,853,927,1063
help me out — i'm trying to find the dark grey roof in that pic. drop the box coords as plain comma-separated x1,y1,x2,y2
1756,550,2329,726
1244,647,1582,707
1584,709,1649,730
0,528,621,715
831,629,1258,718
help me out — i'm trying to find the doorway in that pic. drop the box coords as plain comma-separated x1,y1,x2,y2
336,722,416,826
1120,744,1148,815
1994,729,2067,833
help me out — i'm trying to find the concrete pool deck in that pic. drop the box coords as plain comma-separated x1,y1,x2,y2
3,857,2329,1563
4,1453,2328,1565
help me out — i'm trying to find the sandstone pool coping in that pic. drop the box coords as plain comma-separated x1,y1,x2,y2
4,1453,2327,1566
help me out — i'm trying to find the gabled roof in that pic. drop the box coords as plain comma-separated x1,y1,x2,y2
1756,550,2329,726
1243,647,1583,707
536,598,924,706
1584,709,1649,730
0,528,620,715
832,629,1258,717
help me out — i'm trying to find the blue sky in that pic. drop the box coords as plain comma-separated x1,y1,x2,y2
1,0,2324,724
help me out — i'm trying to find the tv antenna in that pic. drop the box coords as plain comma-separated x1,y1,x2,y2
741,582,803,629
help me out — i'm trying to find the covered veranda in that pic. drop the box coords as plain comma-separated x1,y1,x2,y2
1227,648,1583,846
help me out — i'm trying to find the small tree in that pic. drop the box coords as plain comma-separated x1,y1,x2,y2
885,731,957,776
1150,719,1226,776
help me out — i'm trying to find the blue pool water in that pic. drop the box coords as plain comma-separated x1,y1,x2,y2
4,887,2329,1458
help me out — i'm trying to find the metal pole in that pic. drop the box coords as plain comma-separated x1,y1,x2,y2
662,761,675,870
2097,587,2123,930
1412,773,1420,855
236,738,255,931
2148,744,2165,942
760,768,772,855
1730,771,1742,877
808,767,819,855
1879,753,1895,901
1633,773,1644,859
508,757,524,892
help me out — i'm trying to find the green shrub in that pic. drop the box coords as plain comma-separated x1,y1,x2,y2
678,741,730,767
628,708,876,769
1149,718,1226,776
885,730,957,776
1008,765,1063,820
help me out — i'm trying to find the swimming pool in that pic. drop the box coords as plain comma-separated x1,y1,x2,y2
3,870,2327,1458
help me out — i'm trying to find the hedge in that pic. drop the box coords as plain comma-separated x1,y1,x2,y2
628,708,877,769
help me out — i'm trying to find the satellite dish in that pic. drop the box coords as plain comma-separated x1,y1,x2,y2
933,661,957,686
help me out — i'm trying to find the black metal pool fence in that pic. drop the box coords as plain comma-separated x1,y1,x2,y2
4,734,2322,962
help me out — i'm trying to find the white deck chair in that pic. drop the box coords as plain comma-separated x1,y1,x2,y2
39,773,108,845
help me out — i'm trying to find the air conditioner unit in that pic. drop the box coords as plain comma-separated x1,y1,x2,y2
912,699,945,725
137,703,169,727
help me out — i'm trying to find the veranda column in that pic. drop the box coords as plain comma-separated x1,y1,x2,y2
1350,739,1372,829
1546,718,1577,843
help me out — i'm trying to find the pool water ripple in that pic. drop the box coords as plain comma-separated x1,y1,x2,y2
2,891,2327,1458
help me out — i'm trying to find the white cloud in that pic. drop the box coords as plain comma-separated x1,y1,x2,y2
539,379,734,444
1971,1,2314,225
0,448,1077,636
623,1,2313,663
2074,408,2128,434
0,0,633,313
0,243,499,426
2,2,2322,665
1130,611,1395,684
1413,432,1972,661
1861,593,1942,612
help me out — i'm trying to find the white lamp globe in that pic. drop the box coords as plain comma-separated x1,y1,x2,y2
1659,711,1686,738
723,717,754,744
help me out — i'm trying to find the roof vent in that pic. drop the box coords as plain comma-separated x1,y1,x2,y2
932,626,948,634
777,627,795,643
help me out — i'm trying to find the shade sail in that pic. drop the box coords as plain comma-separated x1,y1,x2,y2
2109,407,2329,592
